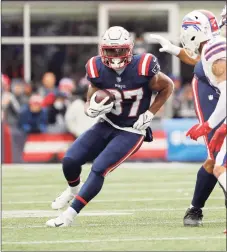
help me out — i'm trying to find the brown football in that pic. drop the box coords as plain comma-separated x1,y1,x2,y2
94,90,115,105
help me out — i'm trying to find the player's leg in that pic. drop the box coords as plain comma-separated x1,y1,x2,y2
213,138,226,193
51,122,109,209
184,79,218,226
46,129,144,227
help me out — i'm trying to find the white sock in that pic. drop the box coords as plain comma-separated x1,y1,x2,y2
218,172,226,192
69,183,81,195
64,206,77,219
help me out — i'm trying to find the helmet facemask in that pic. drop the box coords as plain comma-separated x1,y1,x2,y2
100,45,133,69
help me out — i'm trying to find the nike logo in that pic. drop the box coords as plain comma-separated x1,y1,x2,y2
54,223,64,227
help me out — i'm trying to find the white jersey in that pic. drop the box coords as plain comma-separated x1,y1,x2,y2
200,36,227,128
201,35,226,88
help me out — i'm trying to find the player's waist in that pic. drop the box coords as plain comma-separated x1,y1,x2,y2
100,115,146,136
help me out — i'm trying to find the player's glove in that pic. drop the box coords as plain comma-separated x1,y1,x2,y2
186,121,212,141
149,34,181,56
133,110,154,130
209,123,227,153
86,93,113,118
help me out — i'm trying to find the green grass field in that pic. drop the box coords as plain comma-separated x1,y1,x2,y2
2,163,226,251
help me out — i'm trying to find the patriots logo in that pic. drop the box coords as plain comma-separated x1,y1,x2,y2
116,77,121,83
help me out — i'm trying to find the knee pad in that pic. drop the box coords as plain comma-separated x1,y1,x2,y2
62,157,82,181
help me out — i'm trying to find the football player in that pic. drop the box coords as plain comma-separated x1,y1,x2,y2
150,8,226,226
46,26,174,227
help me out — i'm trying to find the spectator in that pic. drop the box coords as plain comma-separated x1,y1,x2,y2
42,78,74,107
38,72,56,97
18,95,48,134
2,74,11,92
65,87,96,136
11,78,27,105
77,75,90,97
169,74,182,96
47,92,69,133
173,84,196,118
23,82,33,103
2,76,23,126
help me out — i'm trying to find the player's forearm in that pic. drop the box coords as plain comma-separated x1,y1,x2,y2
84,83,99,114
177,49,200,66
208,84,226,128
149,83,173,115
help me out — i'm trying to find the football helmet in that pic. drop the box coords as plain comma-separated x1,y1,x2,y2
219,5,227,28
180,10,219,58
100,26,134,69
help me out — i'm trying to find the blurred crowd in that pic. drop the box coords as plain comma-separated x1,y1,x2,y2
2,71,196,137
1,72,96,137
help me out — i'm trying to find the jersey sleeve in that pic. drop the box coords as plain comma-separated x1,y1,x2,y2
204,38,226,63
85,56,102,88
138,53,161,78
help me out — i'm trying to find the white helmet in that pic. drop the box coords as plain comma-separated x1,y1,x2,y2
180,10,219,58
100,26,134,69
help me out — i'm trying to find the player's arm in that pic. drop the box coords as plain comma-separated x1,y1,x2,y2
177,49,200,66
149,34,200,66
187,81,226,141
207,59,226,128
84,83,99,113
148,72,174,115
133,72,174,130
84,83,113,118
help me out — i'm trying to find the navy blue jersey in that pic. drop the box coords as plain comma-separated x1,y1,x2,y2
86,54,160,127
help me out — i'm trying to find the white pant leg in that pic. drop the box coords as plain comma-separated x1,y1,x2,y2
215,137,227,166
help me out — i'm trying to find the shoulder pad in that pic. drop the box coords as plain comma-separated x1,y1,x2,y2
86,56,100,79
204,39,226,61
138,53,160,76
138,53,154,76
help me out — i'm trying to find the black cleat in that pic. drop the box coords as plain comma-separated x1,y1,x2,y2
183,207,203,227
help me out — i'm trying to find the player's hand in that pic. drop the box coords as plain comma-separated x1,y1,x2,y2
133,110,154,130
186,122,212,141
86,93,113,118
209,123,227,153
149,34,181,56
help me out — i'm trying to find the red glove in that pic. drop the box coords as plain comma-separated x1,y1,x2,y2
209,124,227,153
186,121,212,141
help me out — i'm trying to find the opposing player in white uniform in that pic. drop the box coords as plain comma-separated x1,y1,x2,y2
150,8,226,226
187,35,226,192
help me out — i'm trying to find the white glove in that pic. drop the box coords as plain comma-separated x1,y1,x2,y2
149,35,181,56
133,110,154,130
86,93,114,118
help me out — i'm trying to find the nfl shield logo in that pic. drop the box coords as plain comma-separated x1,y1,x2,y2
116,77,121,83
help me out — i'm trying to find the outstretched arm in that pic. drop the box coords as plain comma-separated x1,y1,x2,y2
150,34,200,66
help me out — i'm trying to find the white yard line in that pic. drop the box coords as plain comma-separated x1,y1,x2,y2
2,220,224,229
2,181,196,189
2,197,224,205
2,188,195,193
2,188,197,196
2,236,225,245
2,162,201,170
2,207,225,219
2,210,133,218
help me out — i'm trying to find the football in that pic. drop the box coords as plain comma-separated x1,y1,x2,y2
94,89,115,105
